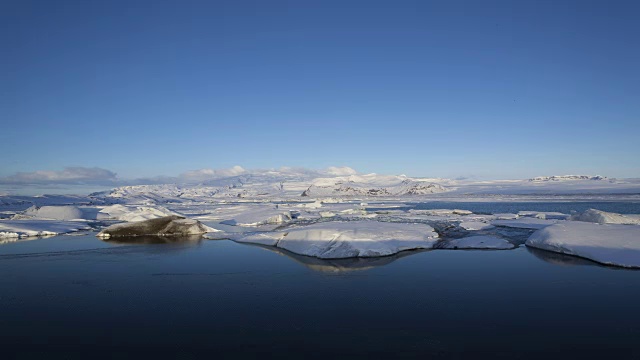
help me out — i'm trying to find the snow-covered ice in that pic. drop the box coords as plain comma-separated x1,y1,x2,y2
97,204,179,222
517,211,570,220
458,221,495,231
570,208,640,225
15,205,100,221
0,220,92,240
409,209,473,216
218,207,298,226
236,220,439,259
526,222,640,268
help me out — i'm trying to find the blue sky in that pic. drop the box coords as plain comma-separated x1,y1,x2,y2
2,0,639,186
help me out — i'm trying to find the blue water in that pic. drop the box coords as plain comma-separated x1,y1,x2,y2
368,201,640,215
1,233,639,359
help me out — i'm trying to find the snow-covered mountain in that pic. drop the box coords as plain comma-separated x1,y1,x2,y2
94,170,450,203
529,175,609,182
301,177,447,197
3,167,640,209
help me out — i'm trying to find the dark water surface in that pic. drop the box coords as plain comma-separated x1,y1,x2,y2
1,234,639,359
371,201,640,215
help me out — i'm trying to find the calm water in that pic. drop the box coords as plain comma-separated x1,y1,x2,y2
1,233,639,359
369,201,640,215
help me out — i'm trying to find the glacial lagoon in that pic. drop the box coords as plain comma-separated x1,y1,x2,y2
2,204,639,359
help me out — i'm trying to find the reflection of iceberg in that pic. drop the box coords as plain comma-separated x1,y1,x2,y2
101,234,203,245
243,242,427,273
0,235,55,245
526,247,601,267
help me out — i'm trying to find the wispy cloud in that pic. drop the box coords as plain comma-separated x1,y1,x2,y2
0,165,362,195
180,165,248,182
0,167,118,185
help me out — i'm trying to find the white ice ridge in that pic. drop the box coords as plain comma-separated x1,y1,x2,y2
235,221,439,259
526,222,640,268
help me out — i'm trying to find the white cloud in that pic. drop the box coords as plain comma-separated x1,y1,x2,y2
325,166,358,176
0,167,118,185
180,165,247,182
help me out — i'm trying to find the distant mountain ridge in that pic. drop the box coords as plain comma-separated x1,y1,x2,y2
92,170,450,202
528,175,610,182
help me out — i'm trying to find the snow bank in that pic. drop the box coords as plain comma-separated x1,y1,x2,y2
236,221,439,259
96,216,215,239
439,235,515,250
0,220,92,239
571,208,640,225
526,222,640,268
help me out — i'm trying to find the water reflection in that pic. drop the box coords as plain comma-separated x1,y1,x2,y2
0,236,51,246
243,243,425,273
101,234,204,245
526,246,601,267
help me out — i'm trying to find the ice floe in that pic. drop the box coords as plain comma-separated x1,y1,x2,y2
517,211,570,220
526,222,640,268
409,209,473,216
235,220,439,259
14,205,100,221
570,208,640,225
97,204,179,222
458,221,495,231
0,220,92,240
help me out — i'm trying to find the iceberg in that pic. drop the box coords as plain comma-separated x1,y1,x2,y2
15,205,99,221
0,220,92,240
526,222,640,268
458,221,495,231
570,208,640,225
97,204,180,222
218,206,298,226
96,216,215,239
236,220,439,259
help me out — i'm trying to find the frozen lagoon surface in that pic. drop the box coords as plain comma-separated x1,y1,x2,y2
1,230,640,358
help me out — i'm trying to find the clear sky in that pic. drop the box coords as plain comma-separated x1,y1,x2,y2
2,0,639,185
